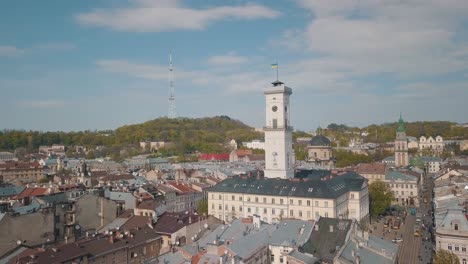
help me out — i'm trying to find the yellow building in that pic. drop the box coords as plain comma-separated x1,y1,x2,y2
207,170,369,224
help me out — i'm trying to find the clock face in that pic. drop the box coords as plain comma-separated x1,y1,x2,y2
272,106,278,112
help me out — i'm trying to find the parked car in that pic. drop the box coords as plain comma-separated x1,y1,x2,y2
392,238,403,243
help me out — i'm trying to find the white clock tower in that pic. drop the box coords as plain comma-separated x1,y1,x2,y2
264,80,295,179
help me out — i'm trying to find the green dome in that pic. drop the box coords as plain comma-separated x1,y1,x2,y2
309,135,331,146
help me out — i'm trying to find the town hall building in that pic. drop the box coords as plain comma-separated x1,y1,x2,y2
207,80,370,224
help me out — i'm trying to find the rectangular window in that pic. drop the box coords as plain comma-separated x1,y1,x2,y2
212,204,214,209
325,212,329,217
239,196,242,201
273,119,278,129
448,244,453,250
232,195,234,200
290,199,293,205
455,245,460,251
299,210,302,217
255,207,259,213
225,205,228,210
272,209,276,215
401,191,404,195
219,205,222,210
232,206,235,211
211,194,214,199
239,206,242,212
247,197,251,202
219,195,222,199
248,207,251,213
255,197,258,203
307,200,311,206
263,197,266,203
315,201,319,207
280,199,284,204
462,247,466,252
351,193,355,199
307,211,311,218
299,200,302,206
324,201,328,208
272,198,275,204
290,210,294,217
280,209,284,216
264,208,267,214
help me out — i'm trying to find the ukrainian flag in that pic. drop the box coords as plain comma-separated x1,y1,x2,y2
271,63,278,69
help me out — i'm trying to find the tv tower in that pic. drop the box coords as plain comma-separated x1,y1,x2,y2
168,52,177,118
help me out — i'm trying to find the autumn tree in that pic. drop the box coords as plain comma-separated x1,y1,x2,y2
434,249,460,264
369,180,394,217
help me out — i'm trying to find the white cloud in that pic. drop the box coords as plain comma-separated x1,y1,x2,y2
76,2,280,32
280,0,468,83
207,54,248,66
18,100,65,108
0,45,25,57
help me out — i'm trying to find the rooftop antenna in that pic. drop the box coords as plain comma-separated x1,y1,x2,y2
168,52,177,118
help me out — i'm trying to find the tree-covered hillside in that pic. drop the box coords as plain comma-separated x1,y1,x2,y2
0,116,263,154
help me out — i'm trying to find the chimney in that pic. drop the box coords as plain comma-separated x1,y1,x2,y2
329,225,334,233
109,235,114,244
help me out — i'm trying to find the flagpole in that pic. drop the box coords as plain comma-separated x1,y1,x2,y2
276,62,279,81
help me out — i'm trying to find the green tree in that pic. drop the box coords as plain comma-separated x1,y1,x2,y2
434,249,460,264
369,180,394,217
196,199,208,215
85,150,96,160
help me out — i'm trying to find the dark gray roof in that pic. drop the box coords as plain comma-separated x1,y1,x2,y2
301,217,352,263
0,186,24,198
309,135,331,146
208,170,366,199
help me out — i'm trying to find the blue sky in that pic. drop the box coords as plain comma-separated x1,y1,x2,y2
1,0,467,132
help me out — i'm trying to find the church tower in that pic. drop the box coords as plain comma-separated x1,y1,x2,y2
395,114,409,167
264,80,294,179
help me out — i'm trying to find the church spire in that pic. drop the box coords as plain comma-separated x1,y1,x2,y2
397,113,405,133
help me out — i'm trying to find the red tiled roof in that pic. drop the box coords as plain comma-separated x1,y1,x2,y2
99,174,134,182
153,212,201,235
198,153,229,161
14,187,47,200
356,163,387,175
166,181,197,194
137,199,158,210
0,161,42,171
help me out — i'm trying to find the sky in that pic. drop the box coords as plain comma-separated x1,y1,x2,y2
1,0,467,132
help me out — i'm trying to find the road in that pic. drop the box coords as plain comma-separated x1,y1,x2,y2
397,213,421,264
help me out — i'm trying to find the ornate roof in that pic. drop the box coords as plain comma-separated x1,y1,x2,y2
310,135,331,146
309,127,331,146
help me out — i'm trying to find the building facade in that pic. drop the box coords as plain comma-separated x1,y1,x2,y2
419,135,444,154
264,81,294,179
386,171,420,207
0,161,43,184
435,206,468,264
395,115,409,167
307,128,335,169
207,171,369,224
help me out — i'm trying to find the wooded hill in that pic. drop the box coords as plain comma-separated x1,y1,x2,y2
0,116,263,154
324,121,467,144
